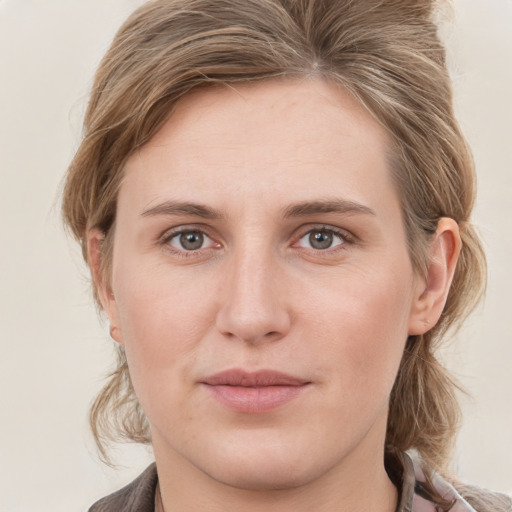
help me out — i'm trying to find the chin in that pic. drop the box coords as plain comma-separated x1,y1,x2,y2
210,462,320,491
199,440,340,492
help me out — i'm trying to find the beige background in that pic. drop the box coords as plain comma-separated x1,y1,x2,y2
0,0,510,510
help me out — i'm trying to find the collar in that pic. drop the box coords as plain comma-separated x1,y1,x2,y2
391,450,477,512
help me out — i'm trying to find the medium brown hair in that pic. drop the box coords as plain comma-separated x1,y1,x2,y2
62,0,487,501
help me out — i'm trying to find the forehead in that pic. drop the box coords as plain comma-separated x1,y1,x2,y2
121,79,397,218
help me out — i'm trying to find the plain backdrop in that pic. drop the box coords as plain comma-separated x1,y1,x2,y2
0,1,511,511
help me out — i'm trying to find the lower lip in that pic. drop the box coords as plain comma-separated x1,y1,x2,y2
203,384,308,413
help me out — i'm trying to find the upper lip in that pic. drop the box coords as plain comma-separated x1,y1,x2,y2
201,369,310,387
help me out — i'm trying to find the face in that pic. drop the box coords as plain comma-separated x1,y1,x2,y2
99,79,429,490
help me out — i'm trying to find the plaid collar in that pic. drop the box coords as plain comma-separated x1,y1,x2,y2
394,451,476,512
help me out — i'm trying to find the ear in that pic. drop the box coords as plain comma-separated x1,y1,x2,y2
87,229,124,345
408,218,461,335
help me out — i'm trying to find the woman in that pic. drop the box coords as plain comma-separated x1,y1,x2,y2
61,0,511,511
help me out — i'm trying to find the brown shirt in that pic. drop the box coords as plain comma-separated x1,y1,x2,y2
88,452,511,512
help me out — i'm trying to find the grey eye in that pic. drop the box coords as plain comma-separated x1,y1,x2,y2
170,231,207,251
309,230,334,249
297,229,344,250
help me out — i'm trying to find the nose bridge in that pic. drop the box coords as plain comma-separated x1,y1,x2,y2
216,237,290,344
235,238,270,295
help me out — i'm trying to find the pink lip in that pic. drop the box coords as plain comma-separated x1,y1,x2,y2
200,369,310,413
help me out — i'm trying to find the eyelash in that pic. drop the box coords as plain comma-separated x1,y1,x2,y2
159,224,355,258
159,226,220,258
293,225,355,253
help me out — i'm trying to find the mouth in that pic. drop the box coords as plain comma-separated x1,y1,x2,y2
200,369,311,413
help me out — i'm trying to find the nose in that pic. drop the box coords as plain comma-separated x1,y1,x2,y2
215,247,291,345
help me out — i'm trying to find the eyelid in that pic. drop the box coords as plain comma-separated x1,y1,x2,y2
159,223,213,240
159,224,222,254
156,223,356,256
292,224,356,249
169,231,214,250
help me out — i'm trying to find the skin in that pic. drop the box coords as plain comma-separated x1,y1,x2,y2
89,79,460,512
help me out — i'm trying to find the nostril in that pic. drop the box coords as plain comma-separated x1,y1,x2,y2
261,331,284,343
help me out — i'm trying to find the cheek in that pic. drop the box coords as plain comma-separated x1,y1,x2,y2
302,262,414,396
115,255,214,333
112,263,217,392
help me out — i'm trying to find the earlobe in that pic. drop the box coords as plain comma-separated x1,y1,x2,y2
408,218,461,336
87,229,124,345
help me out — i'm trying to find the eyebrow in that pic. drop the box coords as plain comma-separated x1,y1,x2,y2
282,199,376,218
141,201,223,219
140,198,375,221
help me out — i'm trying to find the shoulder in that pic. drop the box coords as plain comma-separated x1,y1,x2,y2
388,450,511,512
403,451,512,512
88,463,158,512
456,484,512,512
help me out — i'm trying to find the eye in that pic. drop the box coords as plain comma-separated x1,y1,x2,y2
168,230,215,251
296,228,346,250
